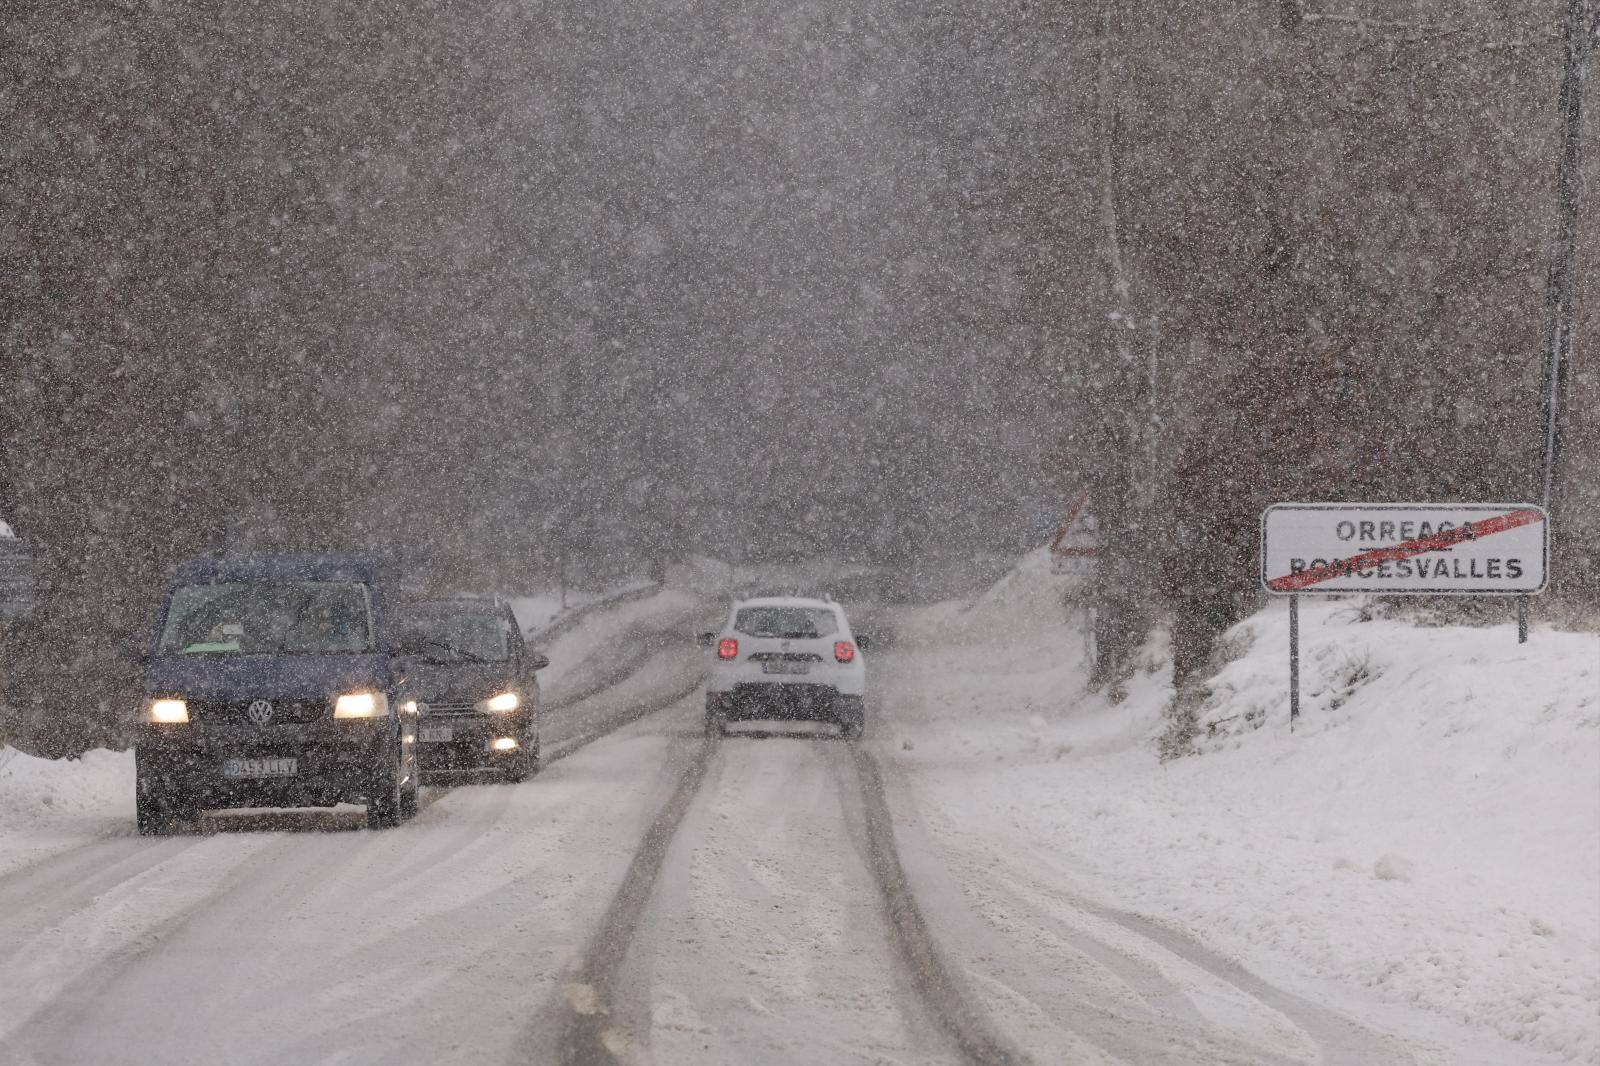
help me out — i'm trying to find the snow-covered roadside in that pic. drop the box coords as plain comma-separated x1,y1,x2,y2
877,549,1600,1065
536,587,707,699
509,580,660,640
0,746,133,877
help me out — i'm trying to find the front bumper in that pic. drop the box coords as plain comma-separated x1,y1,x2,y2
416,711,534,777
135,719,397,810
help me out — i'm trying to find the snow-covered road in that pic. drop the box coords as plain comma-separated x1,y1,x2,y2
0,693,707,1065
638,733,956,1065
1,583,1591,1065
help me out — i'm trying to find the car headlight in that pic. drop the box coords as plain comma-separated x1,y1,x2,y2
478,691,520,713
400,699,419,716
147,698,189,723
333,691,389,719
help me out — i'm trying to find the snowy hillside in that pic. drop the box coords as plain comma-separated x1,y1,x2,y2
878,561,1600,1065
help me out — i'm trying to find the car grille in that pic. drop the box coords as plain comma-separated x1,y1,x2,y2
746,652,824,663
189,698,328,725
417,700,479,717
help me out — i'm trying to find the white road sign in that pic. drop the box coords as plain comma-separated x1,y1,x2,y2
1260,503,1548,596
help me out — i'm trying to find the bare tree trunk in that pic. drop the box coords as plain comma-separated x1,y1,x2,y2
1538,0,1593,537
1088,0,1154,688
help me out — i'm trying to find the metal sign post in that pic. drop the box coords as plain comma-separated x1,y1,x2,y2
0,531,33,624
1262,502,1550,731
1289,594,1300,729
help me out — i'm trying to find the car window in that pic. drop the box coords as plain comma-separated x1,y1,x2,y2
156,581,373,656
732,606,840,639
397,606,511,662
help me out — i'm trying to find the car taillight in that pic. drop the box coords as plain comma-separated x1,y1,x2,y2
717,638,739,660
834,640,855,663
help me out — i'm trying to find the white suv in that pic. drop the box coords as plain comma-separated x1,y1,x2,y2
701,596,867,738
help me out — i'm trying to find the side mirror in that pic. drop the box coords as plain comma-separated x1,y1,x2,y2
855,634,872,651
528,652,551,671
697,632,716,647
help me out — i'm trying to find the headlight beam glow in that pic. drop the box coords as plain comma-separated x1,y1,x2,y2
333,691,389,719
148,698,189,723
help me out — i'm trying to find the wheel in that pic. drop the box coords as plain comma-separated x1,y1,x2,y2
399,763,419,820
705,694,728,736
835,696,865,740
367,748,404,830
503,750,532,784
136,780,193,836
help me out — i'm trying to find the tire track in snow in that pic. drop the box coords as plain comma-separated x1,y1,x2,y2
543,673,707,766
869,742,1411,1066
0,834,204,922
540,727,1027,1066
0,829,352,1052
545,632,674,712
846,744,1033,1066
544,732,720,1066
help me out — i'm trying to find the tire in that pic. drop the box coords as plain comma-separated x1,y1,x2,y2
367,748,404,830
399,763,419,820
503,751,532,784
705,694,728,737
136,780,193,836
836,696,865,741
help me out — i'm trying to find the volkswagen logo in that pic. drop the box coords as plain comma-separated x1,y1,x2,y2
246,699,275,726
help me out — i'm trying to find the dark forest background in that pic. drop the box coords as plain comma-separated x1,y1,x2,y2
3,0,1595,751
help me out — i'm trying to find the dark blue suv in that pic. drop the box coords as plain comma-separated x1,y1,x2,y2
134,554,420,834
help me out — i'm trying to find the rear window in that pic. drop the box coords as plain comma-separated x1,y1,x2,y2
157,581,373,656
733,606,840,639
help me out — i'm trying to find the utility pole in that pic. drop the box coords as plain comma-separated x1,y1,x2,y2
1538,0,1594,526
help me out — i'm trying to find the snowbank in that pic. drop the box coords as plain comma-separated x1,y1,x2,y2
507,580,656,639
0,746,133,876
897,546,1082,648
879,578,1600,1065
536,587,707,699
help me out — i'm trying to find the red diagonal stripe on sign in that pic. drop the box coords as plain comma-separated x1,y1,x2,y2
1266,508,1544,592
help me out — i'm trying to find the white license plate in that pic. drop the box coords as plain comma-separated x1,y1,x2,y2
762,661,810,675
420,725,454,743
222,757,298,779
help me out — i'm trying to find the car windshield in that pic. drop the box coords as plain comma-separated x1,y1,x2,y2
733,606,839,639
397,605,509,662
156,581,373,656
